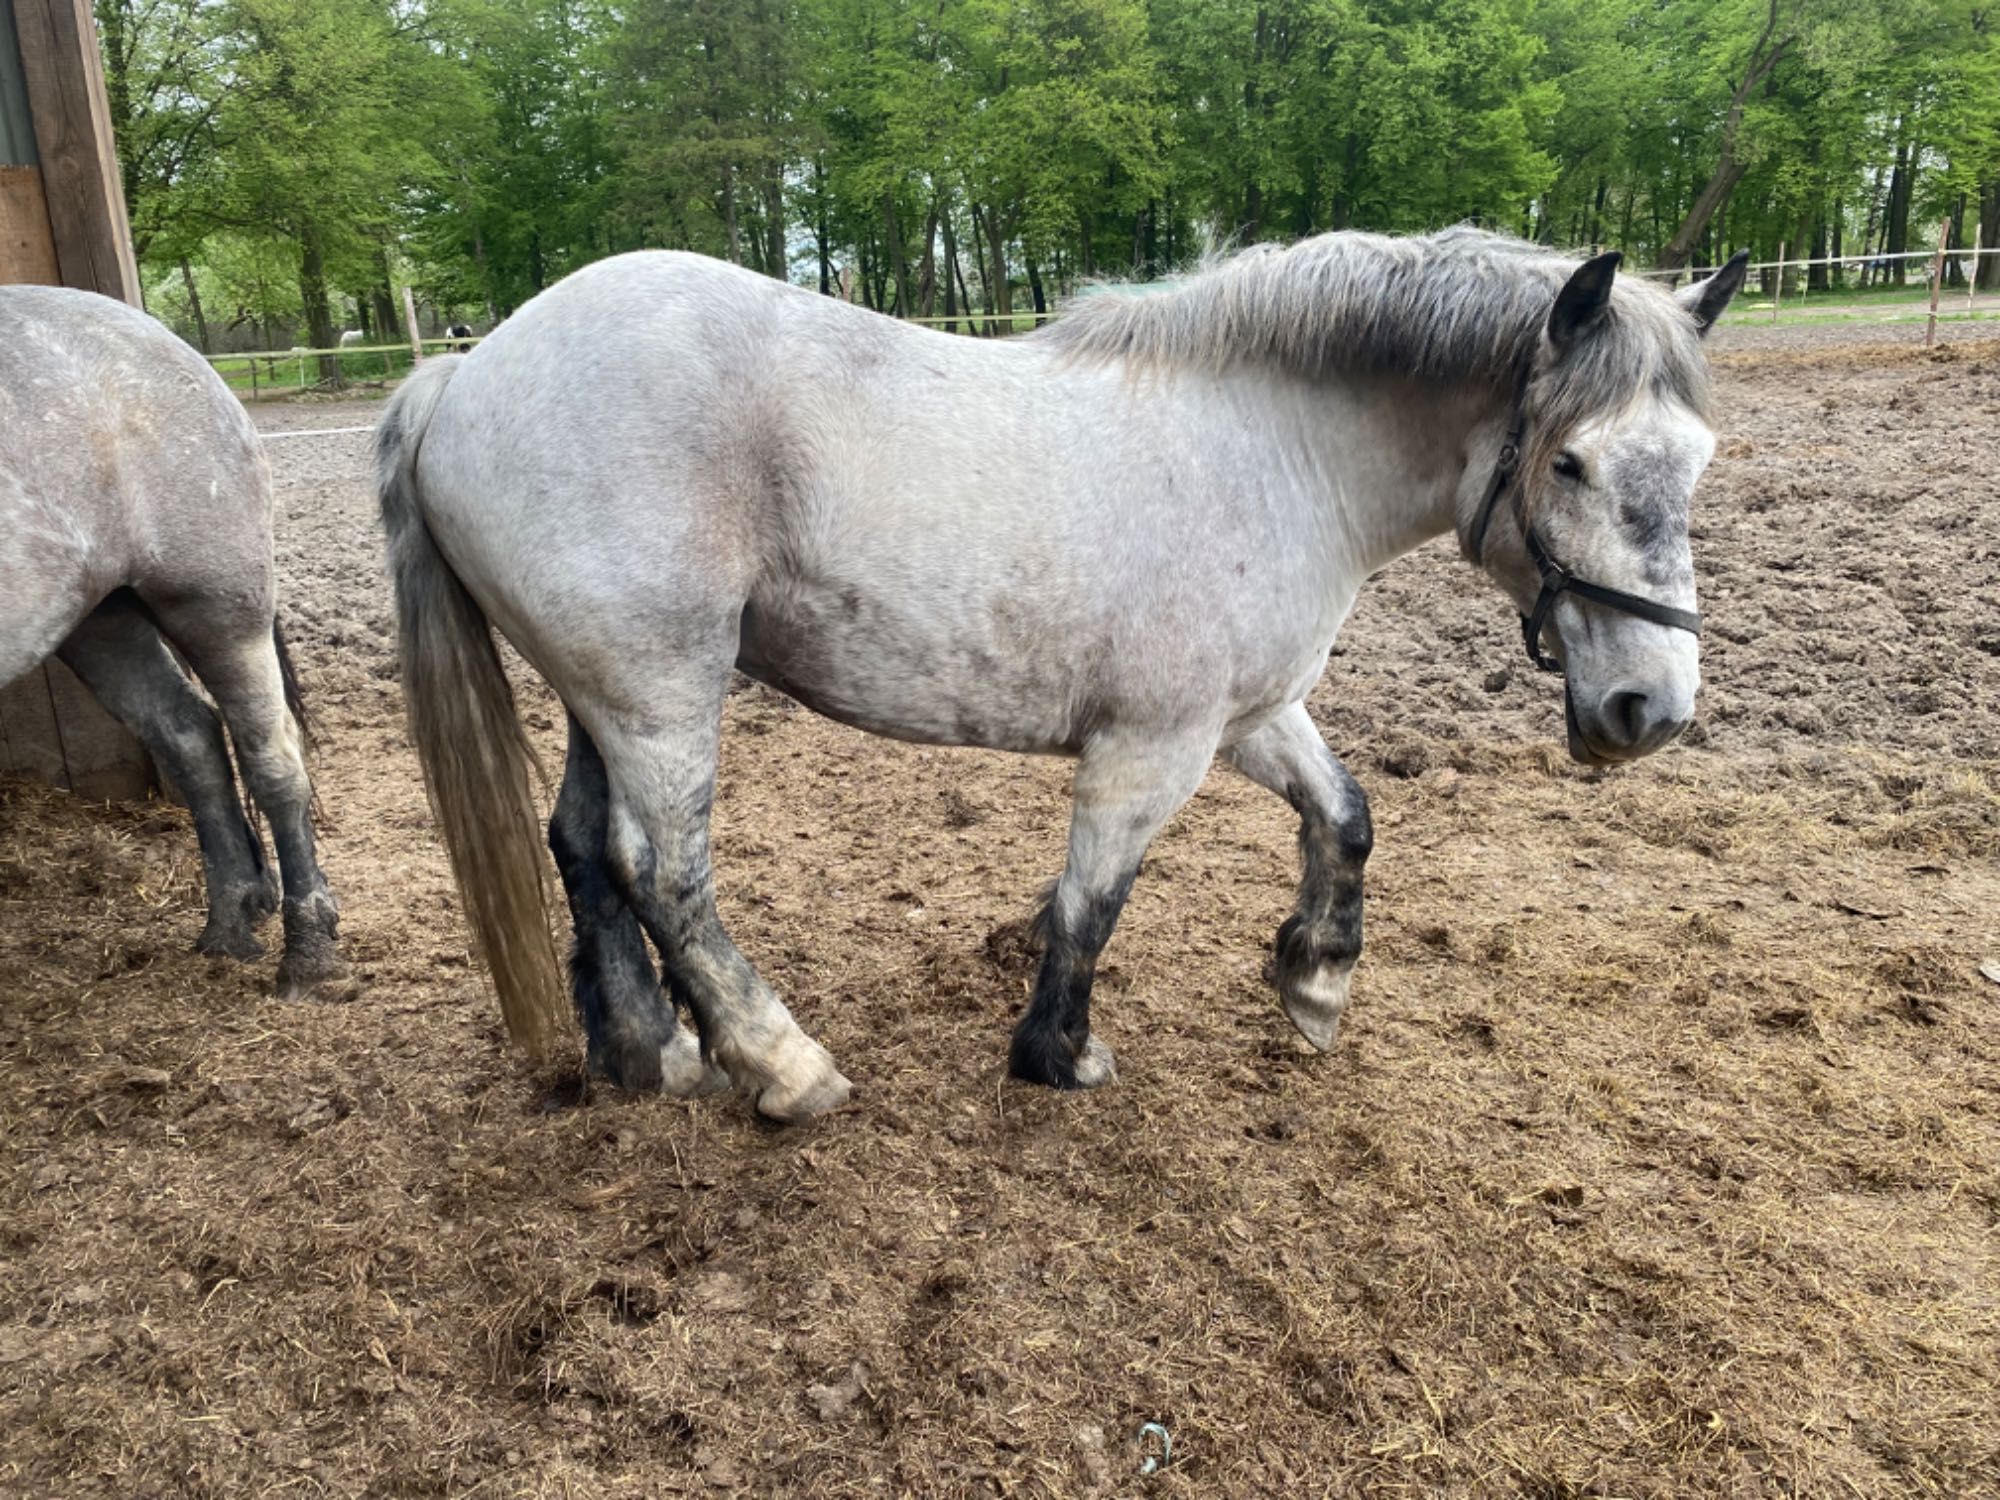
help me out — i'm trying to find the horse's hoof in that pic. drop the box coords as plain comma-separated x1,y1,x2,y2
659,1026,731,1099
197,927,266,961
275,960,347,1002
1071,1034,1118,1088
274,891,342,1000
1280,963,1351,1051
749,1032,852,1123
1006,1026,1117,1090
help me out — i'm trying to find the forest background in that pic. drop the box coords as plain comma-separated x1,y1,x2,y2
90,0,2000,351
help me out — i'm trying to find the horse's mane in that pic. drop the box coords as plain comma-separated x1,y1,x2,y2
1036,226,1716,477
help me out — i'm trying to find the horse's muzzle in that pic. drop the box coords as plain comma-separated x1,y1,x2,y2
1566,680,1691,765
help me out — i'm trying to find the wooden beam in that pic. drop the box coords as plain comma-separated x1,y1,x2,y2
10,0,139,303
0,662,155,800
1,0,155,803
0,163,60,280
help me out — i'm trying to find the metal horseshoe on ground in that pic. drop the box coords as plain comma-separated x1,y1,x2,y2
1137,1422,1172,1474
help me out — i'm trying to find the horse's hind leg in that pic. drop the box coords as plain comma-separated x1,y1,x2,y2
548,711,727,1097
144,598,341,998
1223,701,1373,1050
1009,730,1214,1090
587,664,850,1124
55,593,276,957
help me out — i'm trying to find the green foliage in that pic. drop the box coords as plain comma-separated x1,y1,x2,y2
95,0,2000,343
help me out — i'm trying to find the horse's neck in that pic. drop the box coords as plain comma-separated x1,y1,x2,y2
1276,374,1504,582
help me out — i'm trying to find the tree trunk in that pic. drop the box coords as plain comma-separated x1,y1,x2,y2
981,206,1012,321
942,212,961,333
1857,163,1886,288
371,246,397,342
178,258,210,353
1241,5,1269,239
722,163,742,265
882,193,912,315
1885,132,1913,286
1830,201,1844,290
954,239,975,333
814,158,832,295
1944,192,1968,288
765,175,785,281
1657,0,1793,271
1808,212,1828,292
469,212,497,324
917,198,940,318
298,227,340,387
1026,255,1046,315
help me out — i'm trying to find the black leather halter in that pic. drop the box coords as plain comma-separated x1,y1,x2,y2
1467,408,1702,674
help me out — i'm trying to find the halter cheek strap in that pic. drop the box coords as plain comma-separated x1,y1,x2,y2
1468,405,1702,675
1519,527,1703,674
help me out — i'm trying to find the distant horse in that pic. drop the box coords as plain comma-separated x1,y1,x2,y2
379,228,1747,1121
0,287,342,995
446,323,475,353
338,329,364,348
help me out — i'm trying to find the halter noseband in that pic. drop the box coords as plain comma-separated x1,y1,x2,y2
1467,405,1702,674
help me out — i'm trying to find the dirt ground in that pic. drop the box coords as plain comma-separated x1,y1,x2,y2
2,323,1996,1498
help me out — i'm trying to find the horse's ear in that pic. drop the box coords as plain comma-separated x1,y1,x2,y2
1675,249,1751,336
1547,250,1623,351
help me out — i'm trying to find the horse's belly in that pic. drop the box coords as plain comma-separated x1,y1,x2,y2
734,592,1087,755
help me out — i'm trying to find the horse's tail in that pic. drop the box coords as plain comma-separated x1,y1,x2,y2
377,356,568,1056
272,617,312,757
270,615,323,823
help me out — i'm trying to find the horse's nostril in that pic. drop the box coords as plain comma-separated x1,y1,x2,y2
1605,689,1651,747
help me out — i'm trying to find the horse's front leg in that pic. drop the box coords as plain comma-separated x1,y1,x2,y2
1009,730,1214,1090
1224,701,1373,1050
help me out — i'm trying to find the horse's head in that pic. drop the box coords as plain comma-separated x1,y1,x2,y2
1469,249,1748,765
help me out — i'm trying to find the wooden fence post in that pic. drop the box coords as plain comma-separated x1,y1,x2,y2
1926,217,1951,347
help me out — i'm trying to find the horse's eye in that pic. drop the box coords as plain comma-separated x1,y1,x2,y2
1553,452,1587,482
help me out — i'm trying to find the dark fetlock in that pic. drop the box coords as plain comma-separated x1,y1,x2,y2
275,889,343,999
196,881,280,960
588,1024,669,1091
250,866,282,922
577,957,731,1098
1008,1017,1117,1090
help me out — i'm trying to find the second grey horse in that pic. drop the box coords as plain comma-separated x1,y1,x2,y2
0,287,341,995
379,228,1746,1121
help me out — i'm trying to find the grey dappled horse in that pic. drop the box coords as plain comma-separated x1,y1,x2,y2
0,287,340,994
379,227,1747,1122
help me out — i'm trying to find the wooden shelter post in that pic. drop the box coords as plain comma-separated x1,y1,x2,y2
0,0,156,798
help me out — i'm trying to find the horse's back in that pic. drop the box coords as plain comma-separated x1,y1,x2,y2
0,286,258,466
414,254,919,598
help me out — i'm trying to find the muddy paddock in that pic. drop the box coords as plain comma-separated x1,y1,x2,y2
2,327,1996,1497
